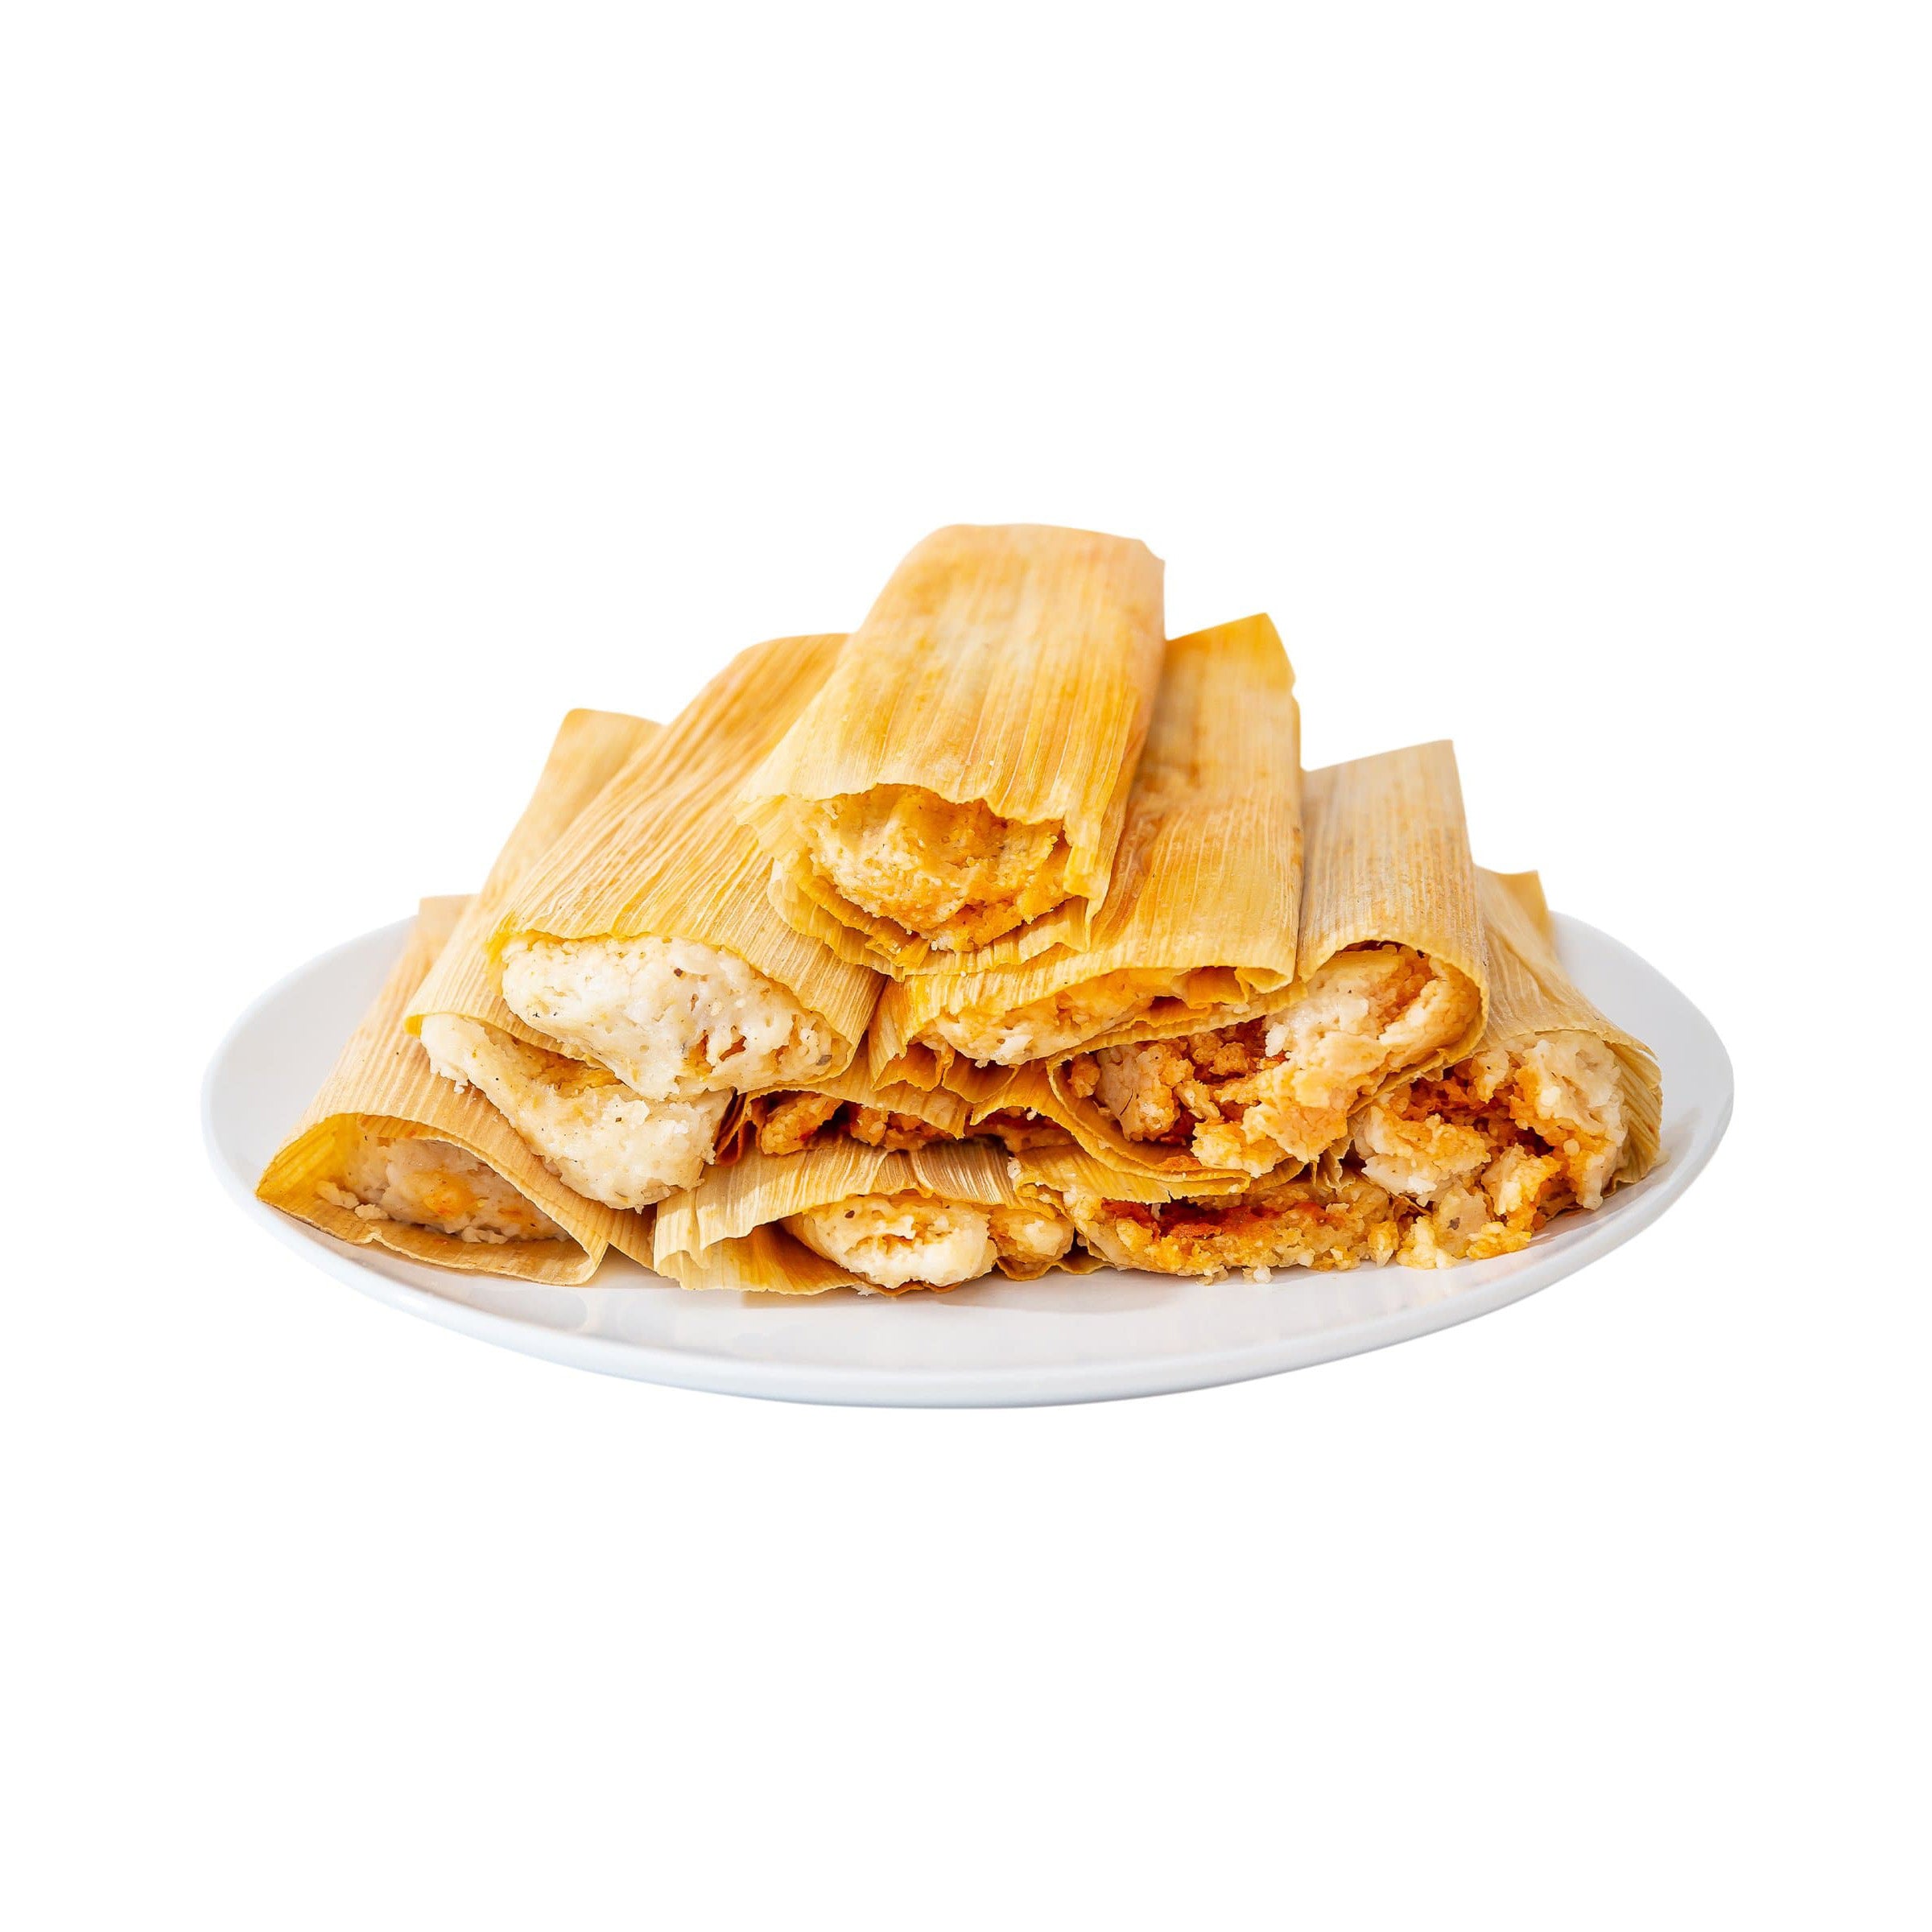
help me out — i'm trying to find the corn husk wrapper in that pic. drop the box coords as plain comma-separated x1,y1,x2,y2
406,709,659,1051
258,898,629,1282
711,1058,971,1165
490,635,882,1073
1475,869,1662,1186
1491,869,1558,945
1296,741,1488,1015
1037,740,1490,1185
1008,1143,1217,1208
739,525,1166,976
954,1061,1250,1198
654,1138,1101,1294
868,615,1301,1088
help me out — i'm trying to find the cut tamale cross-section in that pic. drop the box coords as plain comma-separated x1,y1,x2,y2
1346,868,1661,1265
654,1139,1098,1296
739,525,1166,974
868,613,1302,1090
402,711,729,1213
1029,869,1661,1279
1047,741,1488,1184
258,898,630,1282
489,636,884,1165
1047,1165,1407,1282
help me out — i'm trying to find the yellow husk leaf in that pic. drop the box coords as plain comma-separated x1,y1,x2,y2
868,614,1302,1086
1476,869,1662,1185
738,525,1166,975
1298,741,1488,1015
1008,1143,1224,1207
1487,868,1557,943
406,709,658,1049
257,898,632,1282
491,635,882,1069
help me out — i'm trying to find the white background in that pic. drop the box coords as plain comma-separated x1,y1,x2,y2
4,4,1926,1926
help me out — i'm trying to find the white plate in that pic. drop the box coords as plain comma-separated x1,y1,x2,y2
204,915,1731,1407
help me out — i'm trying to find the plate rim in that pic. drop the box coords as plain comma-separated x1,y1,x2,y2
202,914,1733,1407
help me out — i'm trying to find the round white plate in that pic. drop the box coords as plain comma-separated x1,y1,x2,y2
204,915,1730,1406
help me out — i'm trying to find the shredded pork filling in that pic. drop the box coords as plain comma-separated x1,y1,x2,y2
799,786,1072,951
501,934,838,1101
1353,1032,1629,1266
1064,944,1480,1175
320,1133,564,1244
1060,1034,1629,1279
747,1091,948,1158
419,1013,725,1209
1066,1172,1402,1281
782,1190,1075,1291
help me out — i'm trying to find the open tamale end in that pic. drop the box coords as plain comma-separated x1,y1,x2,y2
653,1139,1092,1296
739,525,1166,975
1042,739,1488,1188
258,898,638,1283
867,613,1302,1088
489,637,882,1113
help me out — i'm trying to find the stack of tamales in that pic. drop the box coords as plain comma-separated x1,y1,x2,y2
262,523,1661,1294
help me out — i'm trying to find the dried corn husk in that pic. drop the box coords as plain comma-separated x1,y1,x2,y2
1476,869,1662,1184
407,709,658,1050
868,614,1301,1088
654,1140,1100,1294
1297,741,1487,1017
1040,740,1490,1184
964,1061,1250,1196
739,525,1166,975
1008,1143,1214,1207
492,634,883,1070
712,1058,972,1164
258,898,628,1282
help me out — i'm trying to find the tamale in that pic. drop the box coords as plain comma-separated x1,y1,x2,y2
868,614,1301,1089
403,710,728,1213
489,637,884,1146
1043,869,1662,1279
653,1140,1092,1295
258,898,624,1282
1048,740,1488,1183
1347,868,1662,1265
738,525,1166,973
